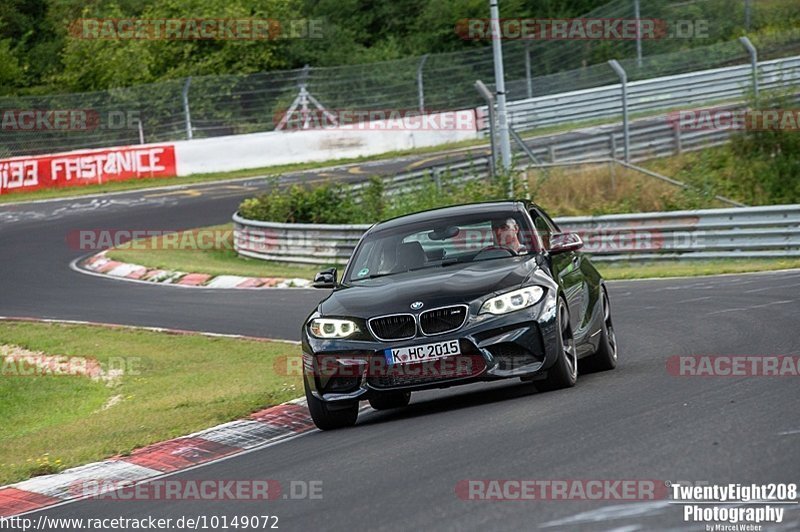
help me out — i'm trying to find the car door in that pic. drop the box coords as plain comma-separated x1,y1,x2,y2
530,208,586,333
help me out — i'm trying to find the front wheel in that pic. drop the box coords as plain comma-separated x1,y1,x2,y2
369,391,411,410
536,298,578,392
304,377,359,430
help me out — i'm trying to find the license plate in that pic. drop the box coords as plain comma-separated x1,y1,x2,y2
385,340,461,365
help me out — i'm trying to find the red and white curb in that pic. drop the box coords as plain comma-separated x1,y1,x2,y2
77,251,311,289
0,399,318,517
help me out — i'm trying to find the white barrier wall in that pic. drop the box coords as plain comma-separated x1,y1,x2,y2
0,110,479,195
174,109,480,176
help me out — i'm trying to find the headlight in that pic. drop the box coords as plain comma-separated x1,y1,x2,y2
309,318,359,339
480,287,545,315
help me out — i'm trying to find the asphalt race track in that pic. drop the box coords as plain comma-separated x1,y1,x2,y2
1,164,799,530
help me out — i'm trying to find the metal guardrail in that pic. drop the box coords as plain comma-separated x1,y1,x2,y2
483,55,800,132
233,204,800,264
342,99,783,199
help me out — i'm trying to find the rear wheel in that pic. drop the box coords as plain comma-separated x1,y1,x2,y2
369,391,411,411
304,377,359,430
536,299,578,391
583,288,618,372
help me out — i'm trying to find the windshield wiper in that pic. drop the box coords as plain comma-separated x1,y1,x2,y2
355,272,395,281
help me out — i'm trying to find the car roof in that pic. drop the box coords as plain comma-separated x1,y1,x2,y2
370,200,536,232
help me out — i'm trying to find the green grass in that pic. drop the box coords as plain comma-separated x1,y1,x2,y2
0,321,302,485
597,258,800,280
105,224,326,279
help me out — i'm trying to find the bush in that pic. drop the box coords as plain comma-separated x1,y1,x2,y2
237,169,519,224
239,178,360,224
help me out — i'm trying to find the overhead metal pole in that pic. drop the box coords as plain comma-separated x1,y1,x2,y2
490,0,512,174
182,77,193,140
739,36,759,104
608,60,629,162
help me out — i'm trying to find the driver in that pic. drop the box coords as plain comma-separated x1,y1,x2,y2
491,218,527,254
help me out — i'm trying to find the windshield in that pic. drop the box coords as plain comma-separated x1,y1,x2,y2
345,209,542,282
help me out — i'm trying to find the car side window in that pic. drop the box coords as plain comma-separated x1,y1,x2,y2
530,209,556,250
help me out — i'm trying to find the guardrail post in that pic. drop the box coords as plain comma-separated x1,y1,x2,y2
673,125,682,155
607,60,629,162
417,54,429,113
609,133,617,159
475,80,497,179
182,77,193,140
548,145,556,163
739,37,759,104
608,159,617,193
432,167,442,193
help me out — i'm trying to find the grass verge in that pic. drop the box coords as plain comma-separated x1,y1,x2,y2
0,321,301,485
105,224,325,279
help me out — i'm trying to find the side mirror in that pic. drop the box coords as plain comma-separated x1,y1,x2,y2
313,267,337,289
549,232,583,255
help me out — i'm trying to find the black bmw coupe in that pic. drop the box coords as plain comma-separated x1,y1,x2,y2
301,201,617,429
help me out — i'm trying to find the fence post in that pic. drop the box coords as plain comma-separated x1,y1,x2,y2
417,54,429,113
608,60,629,162
182,77,193,140
634,0,642,69
525,40,533,99
744,0,751,31
739,36,759,104
475,80,497,179
673,125,682,155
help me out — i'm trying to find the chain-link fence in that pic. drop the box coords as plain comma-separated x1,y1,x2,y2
1,0,799,158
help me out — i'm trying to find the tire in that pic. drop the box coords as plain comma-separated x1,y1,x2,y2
369,391,411,411
536,298,578,392
304,377,359,430
582,287,618,373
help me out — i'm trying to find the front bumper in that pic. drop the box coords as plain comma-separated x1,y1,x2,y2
302,292,561,403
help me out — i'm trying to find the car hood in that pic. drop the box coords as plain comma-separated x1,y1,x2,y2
318,256,545,318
